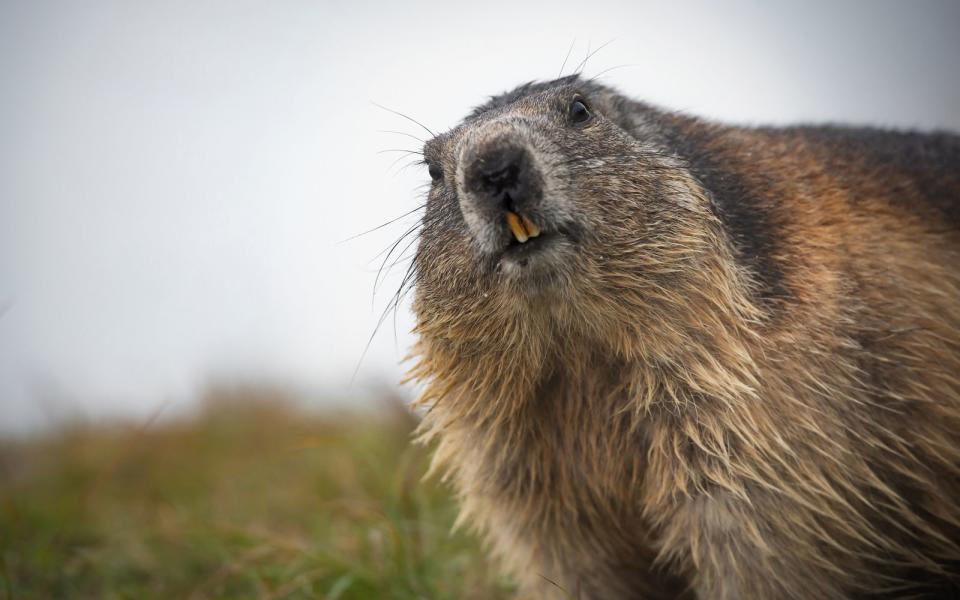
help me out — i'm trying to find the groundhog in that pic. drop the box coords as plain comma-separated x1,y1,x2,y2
404,74,960,599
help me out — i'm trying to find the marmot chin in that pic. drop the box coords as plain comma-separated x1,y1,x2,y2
405,75,960,599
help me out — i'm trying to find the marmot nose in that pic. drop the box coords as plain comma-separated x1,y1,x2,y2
463,144,539,211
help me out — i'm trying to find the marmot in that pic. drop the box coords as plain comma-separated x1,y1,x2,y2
405,75,960,599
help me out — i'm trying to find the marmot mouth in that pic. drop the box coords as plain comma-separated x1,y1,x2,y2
504,210,541,243
499,217,571,272
502,209,553,263
495,209,577,275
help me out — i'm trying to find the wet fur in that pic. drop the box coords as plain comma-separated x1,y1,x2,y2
406,75,960,599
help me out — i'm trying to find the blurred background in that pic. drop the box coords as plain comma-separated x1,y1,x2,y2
1,0,959,432
1,1,959,596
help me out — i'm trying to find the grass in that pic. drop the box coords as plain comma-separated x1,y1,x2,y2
0,386,513,599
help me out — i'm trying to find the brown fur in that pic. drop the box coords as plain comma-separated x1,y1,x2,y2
405,75,960,599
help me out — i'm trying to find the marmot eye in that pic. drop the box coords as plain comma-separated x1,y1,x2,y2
569,99,591,124
428,162,443,182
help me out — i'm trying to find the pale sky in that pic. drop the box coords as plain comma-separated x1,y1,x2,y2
1,0,958,431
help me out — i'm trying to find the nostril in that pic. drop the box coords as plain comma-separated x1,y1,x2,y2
466,145,529,205
480,163,519,196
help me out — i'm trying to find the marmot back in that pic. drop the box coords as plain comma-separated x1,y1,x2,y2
406,75,960,599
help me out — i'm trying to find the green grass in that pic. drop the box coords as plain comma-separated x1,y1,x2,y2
0,388,513,599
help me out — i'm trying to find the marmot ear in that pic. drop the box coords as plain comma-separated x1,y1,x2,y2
612,98,663,142
584,89,636,136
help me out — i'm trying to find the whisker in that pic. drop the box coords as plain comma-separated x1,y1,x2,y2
351,233,423,387
574,38,616,75
379,225,422,279
377,149,425,156
371,101,437,137
388,154,425,175
393,158,428,177
373,223,424,299
350,291,401,387
379,240,421,311
370,220,422,265
390,259,419,348
378,129,426,144
578,41,591,76
558,38,578,78
587,63,640,83
339,203,426,244
385,234,422,277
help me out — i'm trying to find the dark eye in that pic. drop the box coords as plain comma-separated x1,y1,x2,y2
569,98,591,124
428,162,443,182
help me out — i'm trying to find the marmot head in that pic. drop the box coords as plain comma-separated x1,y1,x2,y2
412,75,750,371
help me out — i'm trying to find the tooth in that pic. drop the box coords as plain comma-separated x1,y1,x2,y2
505,211,529,243
520,214,540,238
